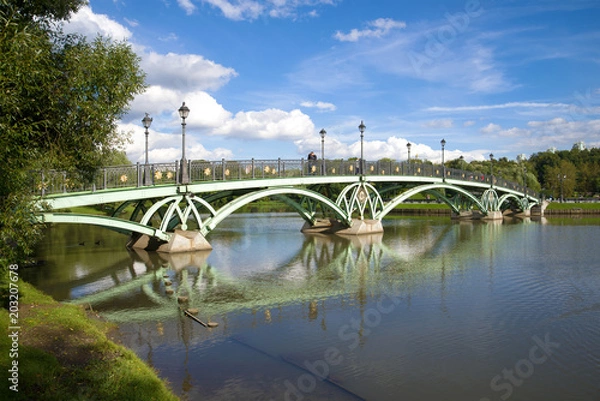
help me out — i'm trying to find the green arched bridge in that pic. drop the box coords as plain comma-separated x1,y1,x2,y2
33,158,543,252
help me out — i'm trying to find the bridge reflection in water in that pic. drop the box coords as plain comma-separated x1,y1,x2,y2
60,216,516,327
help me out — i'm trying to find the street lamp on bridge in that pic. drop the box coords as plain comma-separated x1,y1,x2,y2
440,138,446,181
358,120,366,176
319,128,326,176
141,113,153,186
489,153,494,187
178,102,190,184
406,142,411,174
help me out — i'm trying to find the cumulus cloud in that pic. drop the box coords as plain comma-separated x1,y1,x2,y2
294,134,483,163
213,109,314,140
334,18,407,42
141,52,238,92
480,123,502,133
62,5,132,40
123,122,234,163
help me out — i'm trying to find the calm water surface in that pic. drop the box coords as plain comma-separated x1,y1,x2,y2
25,214,600,401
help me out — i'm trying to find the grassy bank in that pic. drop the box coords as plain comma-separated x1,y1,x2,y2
545,202,600,211
544,202,600,215
1,281,179,401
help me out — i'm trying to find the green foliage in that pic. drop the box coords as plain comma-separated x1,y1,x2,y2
102,149,133,166
447,156,542,192
0,0,145,268
0,0,86,22
530,147,600,197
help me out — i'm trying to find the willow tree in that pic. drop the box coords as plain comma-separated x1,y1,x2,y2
0,0,146,268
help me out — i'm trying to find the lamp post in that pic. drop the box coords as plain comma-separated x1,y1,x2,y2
141,113,153,186
558,174,566,203
440,138,446,181
517,154,527,190
178,102,190,184
406,142,411,174
489,153,494,187
358,120,366,176
319,128,326,176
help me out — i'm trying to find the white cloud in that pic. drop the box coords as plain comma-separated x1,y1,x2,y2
201,0,265,21
178,0,197,15
493,118,600,152
158,33,179,42
463,120,476,127
200,0,338,20
123,121,234,163
334,18,407,42
141,52,238,92
183,91,233,129
127,88,232,132
294,134,485,163
423,119,453,128
213,109,314,140
498,127,529,138
480,123,502,133
300,101,337,112
123,18,139,28
62,5,132,41
426,102,571,113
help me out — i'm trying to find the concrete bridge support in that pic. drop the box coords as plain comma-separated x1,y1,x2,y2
128,229,212,253
451,210,475,220
301,218,384,235
481,211,504,220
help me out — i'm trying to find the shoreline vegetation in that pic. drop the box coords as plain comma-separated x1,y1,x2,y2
0,282,179,401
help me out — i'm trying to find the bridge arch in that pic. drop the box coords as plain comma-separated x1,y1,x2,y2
201,187,352,235
37,213,172,241
376,183,488,219
498,193,530,212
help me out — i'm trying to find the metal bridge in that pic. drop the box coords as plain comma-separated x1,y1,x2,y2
33,158,542,251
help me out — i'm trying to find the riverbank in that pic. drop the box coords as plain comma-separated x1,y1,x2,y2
544,201,600,215
389,201,600,216
0,281,179,401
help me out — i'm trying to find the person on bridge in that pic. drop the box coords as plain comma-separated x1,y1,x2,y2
308,151,317,175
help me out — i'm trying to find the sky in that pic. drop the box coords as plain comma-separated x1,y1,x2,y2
62,0,600,164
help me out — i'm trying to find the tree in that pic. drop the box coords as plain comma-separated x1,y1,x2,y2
544,160,577,201
0,0,145,267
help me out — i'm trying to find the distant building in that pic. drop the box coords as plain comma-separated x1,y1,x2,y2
573,141,586,151
548,147,557,153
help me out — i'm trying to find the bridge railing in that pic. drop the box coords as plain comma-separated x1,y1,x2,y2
32,158,539,199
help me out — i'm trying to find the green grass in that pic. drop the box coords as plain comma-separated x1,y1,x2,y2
545,202,600,210
0,282,179,401
392,202,448,209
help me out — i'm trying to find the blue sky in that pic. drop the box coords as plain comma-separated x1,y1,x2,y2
63,0,600,164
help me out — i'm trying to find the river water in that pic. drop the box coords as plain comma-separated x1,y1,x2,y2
24,214,600,401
